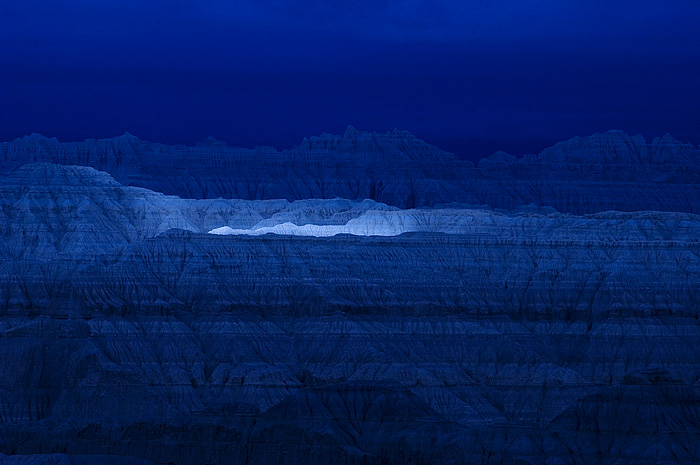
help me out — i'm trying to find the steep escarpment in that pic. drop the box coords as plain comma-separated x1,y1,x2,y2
0,128,471,209
477,131,700,214
2,128,700,213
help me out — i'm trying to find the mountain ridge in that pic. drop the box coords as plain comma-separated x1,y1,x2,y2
5,127,698,159
3,128,700,214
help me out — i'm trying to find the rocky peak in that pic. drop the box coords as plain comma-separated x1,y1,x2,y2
5,163,121,188
532,130,699,165
293,126,458,163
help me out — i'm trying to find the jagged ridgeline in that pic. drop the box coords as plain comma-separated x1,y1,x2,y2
1,130,700,465
2,127,700,213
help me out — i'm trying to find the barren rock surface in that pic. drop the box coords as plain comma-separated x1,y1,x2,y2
1,130,699,464
2,128,700,213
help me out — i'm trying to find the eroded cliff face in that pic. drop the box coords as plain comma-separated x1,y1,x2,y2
1,130,700,464
2,164,699,320
2,128,700,213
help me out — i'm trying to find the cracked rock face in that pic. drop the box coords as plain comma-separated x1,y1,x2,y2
1,130,700,464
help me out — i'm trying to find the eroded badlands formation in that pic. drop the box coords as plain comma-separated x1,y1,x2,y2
0,130,699,464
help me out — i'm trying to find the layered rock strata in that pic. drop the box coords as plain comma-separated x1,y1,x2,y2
2,128,700,213
0,162,699,463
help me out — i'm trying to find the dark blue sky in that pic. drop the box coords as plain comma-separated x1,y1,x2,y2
2,0,700,161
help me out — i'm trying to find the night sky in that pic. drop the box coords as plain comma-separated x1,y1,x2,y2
2,0,700,161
